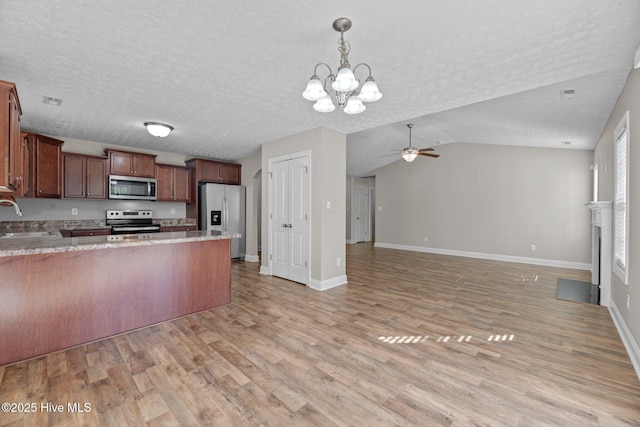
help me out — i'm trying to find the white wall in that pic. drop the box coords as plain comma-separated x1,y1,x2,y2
373,142,592,267
594,66,640,372
261,127,346,288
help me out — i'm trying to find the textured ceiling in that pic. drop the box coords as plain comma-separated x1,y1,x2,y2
1,1,639,176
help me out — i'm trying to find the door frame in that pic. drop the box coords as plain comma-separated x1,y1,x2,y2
267,150,311,285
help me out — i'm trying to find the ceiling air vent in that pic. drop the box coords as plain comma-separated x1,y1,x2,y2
43,96,63,106
561,89,575,98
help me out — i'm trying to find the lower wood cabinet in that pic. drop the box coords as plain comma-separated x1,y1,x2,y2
63,153,107,199
60,228,111,237
161,225,196,232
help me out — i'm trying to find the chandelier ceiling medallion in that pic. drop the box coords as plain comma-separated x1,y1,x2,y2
302,17,382,115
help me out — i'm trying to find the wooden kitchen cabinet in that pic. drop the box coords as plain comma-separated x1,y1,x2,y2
106,149,156,178
0,80,23,194
161,225,196,232
156,164,191,202
22,133,64,198
60,228,111,237
63,153,107,199
186,158,241,185
185,158,241,227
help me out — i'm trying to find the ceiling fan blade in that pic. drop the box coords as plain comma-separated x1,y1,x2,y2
417,148,435,153
419,152,440,158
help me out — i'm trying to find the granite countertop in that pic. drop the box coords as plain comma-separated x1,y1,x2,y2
0,230,240,258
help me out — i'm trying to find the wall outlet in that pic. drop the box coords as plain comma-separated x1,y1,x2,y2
530,244,536,251
424,236,428,242
171,208,176,215
378,206,383,211
627,294,630,310
336,257,341,267
326,201,331,210
71,208,78,216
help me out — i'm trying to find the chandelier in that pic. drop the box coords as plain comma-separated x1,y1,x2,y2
302,17,382,114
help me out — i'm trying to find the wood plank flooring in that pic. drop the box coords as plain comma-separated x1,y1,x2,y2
1,243,639,426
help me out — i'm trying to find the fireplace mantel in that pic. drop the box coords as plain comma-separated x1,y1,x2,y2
586,201,612,306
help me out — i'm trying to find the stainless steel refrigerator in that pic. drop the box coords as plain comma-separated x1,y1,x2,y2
198,183,246,260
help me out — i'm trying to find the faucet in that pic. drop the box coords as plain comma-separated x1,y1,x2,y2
0,198,23,216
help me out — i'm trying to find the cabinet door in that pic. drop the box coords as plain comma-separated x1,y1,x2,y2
7,89,22,194
35,136,63,198
0,82,22,194
161,225,196,232
22,133,33,197
86,157,106,199
219,162,241,184
155,164,175,201
109,151,133,176
173,167,191,202
198,160,220,182
63,154,86,198
71,228,111,237
133,154,156,178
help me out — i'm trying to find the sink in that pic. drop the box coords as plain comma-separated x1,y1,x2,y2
0,231,61,239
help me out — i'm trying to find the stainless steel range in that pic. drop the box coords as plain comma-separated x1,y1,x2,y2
106,210,161,235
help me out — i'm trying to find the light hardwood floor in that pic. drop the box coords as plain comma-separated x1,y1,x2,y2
1,243,639,426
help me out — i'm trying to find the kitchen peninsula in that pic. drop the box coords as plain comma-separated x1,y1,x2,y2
0,230,237,366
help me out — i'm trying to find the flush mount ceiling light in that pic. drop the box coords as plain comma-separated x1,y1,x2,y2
302,17,382,115
144,122,173,137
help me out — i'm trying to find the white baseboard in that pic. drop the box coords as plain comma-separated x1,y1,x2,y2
373,242,591,270
346,239,356,245
259,265,270,275
308,275,348,291
244,254,259,263
609,300,640,381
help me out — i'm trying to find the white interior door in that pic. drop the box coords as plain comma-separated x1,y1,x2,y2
270,154,309,284
355,187,368,242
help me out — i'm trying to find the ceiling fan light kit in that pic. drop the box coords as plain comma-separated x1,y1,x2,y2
399,124,440,162
302,17,382,115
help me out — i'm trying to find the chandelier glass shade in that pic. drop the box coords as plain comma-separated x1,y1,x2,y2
144,122,173,137
302,18,382,115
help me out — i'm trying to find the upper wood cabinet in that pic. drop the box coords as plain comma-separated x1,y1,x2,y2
63,153,107,199
22,133,64,199
156,164,191,202
0,80,23,194
185,158,241,185
106,149,156,178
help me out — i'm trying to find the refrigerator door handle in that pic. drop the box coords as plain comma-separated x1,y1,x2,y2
223,196,228,231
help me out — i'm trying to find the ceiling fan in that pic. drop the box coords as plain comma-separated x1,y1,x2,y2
389,124,440,162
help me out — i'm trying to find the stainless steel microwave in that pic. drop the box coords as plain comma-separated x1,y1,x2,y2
108,175,157,201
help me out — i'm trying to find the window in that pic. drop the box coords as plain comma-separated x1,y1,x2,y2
613,111,629,284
